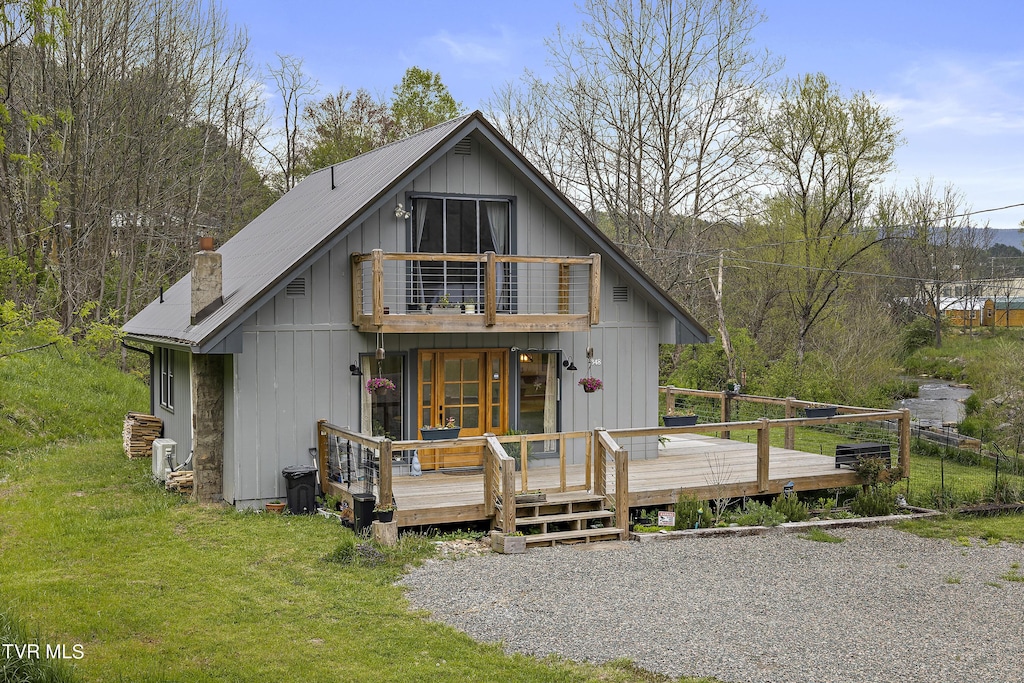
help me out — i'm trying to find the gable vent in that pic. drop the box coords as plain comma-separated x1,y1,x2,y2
286,277,307,298
453,137,472,155
612,286,629,303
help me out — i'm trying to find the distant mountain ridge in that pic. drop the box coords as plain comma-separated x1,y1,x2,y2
990,228,1024,250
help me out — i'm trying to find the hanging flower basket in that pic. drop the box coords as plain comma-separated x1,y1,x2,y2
365,377,396,394
578,376,603,393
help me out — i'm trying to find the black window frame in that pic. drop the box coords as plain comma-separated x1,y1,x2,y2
159,347,174,411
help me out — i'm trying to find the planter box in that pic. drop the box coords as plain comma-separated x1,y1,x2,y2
663,415,698,427
491,532,526,554
803,406,837,418
515,492,546,504
420,427,461,440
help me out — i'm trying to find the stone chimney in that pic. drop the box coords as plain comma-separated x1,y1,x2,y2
191,237,223,324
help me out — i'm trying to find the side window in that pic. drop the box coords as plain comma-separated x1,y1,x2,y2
159,348,174,411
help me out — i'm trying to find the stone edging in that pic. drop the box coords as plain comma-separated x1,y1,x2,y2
630,507,943,543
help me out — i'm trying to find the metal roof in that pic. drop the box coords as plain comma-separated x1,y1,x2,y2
123,111,709,350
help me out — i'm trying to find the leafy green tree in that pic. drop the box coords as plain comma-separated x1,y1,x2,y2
390,66,461,139
298,66,462,175
756,73,901,363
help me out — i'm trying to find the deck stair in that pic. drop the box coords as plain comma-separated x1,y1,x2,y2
508,492,623,547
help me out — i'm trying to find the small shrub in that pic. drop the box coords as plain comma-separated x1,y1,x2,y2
963,393,982,415
673,493,708,530
771,494,809,522
850,487,896,517
731,500,786,527
989,477,1023,504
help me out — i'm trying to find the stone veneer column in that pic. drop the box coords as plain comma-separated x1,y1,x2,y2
191,354,224,504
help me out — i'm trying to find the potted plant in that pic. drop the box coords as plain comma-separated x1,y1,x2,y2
578,376,603,393
373,502,396,523
663,412,698,427
431,292,455,313
421,417,460,440
725,378,741,394
265,500,286,513
463,298,477,314
365,377,396,395
803,405,838,418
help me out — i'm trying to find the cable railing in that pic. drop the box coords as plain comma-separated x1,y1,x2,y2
352,250,600,332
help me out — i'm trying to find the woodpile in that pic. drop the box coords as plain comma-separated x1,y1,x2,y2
165,470,194,494
123,412,163,459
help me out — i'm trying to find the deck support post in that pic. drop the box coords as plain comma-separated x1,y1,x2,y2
378,439,393,509
501,459,516,533
756,418,770,492
317,420,329,495
784,397,796,450
899,408,911,478
588,253,601,325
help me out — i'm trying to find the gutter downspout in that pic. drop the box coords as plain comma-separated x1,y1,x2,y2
121,341,155,416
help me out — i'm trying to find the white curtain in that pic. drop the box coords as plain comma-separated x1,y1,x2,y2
485,201,509,309
414,201,428,306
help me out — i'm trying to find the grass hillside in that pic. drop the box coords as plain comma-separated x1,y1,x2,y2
0,332,713,682
0,329,147,455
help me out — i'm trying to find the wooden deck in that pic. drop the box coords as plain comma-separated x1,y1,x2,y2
390,433,862,527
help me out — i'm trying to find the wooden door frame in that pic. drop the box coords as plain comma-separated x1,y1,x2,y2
416,348,508,469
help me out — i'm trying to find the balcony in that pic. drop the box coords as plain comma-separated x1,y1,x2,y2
351,250,601,333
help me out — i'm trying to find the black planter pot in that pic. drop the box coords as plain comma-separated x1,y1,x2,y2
375,510,394,523
803,406,837,418
663,415,698,427
420,427,461,440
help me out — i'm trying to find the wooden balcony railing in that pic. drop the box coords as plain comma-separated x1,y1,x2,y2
351,249,601,333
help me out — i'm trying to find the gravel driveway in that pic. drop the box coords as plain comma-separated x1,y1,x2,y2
400,527,1024,683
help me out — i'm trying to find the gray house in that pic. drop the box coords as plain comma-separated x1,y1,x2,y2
123,111,709,507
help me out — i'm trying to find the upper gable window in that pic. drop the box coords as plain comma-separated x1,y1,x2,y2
411,197,510,256
410,196,512,309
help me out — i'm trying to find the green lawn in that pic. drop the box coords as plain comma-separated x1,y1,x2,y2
0,440,714,683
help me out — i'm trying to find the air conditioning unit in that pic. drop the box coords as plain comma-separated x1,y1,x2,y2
152,438,176,482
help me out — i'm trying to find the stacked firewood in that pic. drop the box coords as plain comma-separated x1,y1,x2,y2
165,470,194,494
122,412,163,459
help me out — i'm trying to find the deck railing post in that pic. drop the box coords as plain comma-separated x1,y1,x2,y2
379,439,393,508
558,263,570,315
350,254,363,322
584,431,593,492
593,429,606,499
371,249,384,326
519,433,528,492
721,391,731,440
485,251,497,326
614,447,629,539
588,253,601,325
899,408,911,478
756,417,770,492
317,420,329,495
484,434,496,518
784,396,796,450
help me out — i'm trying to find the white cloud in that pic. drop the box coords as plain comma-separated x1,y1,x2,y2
878,56,1024,134
424,28,514,65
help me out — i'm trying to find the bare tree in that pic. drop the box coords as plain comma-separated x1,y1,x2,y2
876,179,990,347
487,0,779,316
265,52,316,193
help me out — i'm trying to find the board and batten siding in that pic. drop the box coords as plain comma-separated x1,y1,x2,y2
152,347,192,468
225,139,673,503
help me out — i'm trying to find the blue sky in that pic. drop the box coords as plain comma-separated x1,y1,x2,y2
224,0,1024,232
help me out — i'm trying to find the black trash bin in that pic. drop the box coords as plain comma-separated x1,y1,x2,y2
281,464,318,514
351,492,376,534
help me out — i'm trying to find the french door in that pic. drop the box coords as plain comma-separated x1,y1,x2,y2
417,349,507,470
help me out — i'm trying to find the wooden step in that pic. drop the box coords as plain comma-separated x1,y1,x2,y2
515,509,614,526
515,493,607,515
523,527,625,547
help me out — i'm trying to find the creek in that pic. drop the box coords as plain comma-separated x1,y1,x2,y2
895,379,973,428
